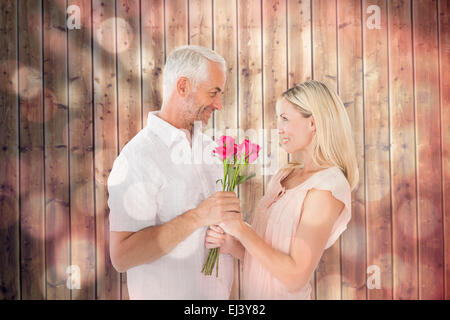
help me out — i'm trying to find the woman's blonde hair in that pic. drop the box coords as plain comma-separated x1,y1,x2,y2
280,80,359,190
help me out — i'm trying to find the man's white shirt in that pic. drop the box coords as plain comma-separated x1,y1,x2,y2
107,111,234,299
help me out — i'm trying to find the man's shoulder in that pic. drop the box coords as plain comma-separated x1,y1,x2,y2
120,127,159,154
115,128,164,170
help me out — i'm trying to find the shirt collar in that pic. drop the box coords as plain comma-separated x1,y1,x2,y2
146,111,200,148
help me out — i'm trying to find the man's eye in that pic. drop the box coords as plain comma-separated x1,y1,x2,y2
209,92,218,97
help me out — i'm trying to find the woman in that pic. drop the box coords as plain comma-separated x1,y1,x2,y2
205,80,359,299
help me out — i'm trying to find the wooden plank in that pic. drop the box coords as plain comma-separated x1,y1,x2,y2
18,0,46,300
312,0,341,300
413,0,444,299
92,0,121,300
237,0,264,299
363,0,392,300
117,0,142,149
188,0,213,134
337,0,366,300
213,0,238,299
43,0,70,300
141,0,164,126
286,0,314,298
0,0,20,300
189,0,212,47
67,0,96,300
165,0,188,55
262,0,288,188
116,0,142,300
287,0,312,87
388,0,418,300
438,0,450,300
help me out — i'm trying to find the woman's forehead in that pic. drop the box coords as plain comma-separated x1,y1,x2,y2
276,98,295,115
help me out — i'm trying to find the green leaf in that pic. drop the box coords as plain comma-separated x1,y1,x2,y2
236,175,245,185
237,173,256,185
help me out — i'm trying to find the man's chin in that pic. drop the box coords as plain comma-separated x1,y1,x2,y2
199,113,212,126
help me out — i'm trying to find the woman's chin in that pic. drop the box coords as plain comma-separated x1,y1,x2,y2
281,144,292,154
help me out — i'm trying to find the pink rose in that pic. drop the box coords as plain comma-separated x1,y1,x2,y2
212,135,237,160
237,139,261,163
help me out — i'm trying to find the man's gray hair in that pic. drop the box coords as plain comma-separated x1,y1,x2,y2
162,45,226,101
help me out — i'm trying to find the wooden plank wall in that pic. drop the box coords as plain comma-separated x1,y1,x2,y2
0,0,449,300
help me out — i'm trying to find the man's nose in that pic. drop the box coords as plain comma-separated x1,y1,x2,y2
213,96,223,111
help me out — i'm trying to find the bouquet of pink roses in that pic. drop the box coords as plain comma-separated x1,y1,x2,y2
201,135,261,277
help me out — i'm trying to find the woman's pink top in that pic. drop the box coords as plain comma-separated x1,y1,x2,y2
242,166,352,300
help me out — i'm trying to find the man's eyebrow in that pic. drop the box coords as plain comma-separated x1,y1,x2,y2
211,87,222,92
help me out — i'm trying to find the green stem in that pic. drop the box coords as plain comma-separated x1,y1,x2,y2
215,248,220,277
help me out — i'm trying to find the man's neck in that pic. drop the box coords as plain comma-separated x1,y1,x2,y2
157,107,193,143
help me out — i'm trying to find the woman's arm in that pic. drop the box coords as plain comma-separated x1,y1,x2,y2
225,188,344,292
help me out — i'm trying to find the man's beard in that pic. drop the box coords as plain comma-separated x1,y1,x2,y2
185,95,213,126
194,105,214,125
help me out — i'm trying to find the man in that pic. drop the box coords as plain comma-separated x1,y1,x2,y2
107,45,240,299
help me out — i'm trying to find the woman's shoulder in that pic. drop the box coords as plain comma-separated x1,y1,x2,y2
311,166,351,195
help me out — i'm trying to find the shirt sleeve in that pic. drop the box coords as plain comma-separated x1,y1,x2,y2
107,151,164,232
306,169,352,250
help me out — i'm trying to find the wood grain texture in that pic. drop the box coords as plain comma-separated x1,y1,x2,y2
0,0,20,300
363,0,392,300
165,0,188,55
141,0,164,124
388,0,418,300
337,0,366,300
438,0,450,300
67,0,96,300
43,0,70,300
413,0,444,300
18,0,46,300
92,0,120,300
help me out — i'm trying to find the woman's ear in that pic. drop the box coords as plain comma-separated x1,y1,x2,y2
309,116,316,133
176,77,191,97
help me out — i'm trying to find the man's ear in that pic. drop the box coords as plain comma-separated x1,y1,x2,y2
176,77,191,97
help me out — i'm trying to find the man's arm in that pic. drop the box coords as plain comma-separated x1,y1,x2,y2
110,208,200,272
110,191,241,273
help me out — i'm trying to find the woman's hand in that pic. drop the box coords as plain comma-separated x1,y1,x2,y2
219,212,246,239
205,225,243,259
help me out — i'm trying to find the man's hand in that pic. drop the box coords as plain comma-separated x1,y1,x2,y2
193,191,241,227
